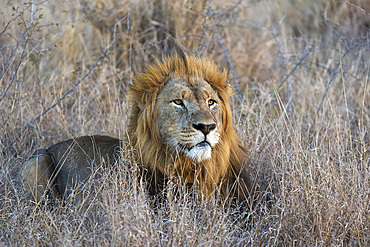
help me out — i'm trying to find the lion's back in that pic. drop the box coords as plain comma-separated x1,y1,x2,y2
47,135,121,197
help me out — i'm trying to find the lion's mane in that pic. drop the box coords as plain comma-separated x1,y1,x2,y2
127,51,251,201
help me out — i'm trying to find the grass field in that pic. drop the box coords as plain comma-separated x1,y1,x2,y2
1,0,369,245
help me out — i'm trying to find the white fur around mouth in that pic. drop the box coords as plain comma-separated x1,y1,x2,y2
185,142,212,162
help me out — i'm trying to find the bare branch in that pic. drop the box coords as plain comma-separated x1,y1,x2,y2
271,24,290,107
324,7,349,49
275,45,312,91
206,0,242,99
311,10,369,125
0,12,22,36
0,2,40,104
23,23,119,132
196,32,212,58
312,38,366,125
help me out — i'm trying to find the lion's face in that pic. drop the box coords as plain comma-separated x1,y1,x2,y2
156,78,222,162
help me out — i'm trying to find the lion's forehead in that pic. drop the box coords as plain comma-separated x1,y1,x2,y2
159,77,219,101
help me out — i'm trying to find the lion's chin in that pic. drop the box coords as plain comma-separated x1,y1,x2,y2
185,143,212,162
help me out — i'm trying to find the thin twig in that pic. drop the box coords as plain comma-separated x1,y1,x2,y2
312,44,357,124
196,32,212,58
0,13,22,36
312,13,368,124
271,24,290,108
207,0,242,98
23,23,119,132
0,2,40,104
271,21,313,113
275,45,311,91
324,7,349,49
196,3,213,58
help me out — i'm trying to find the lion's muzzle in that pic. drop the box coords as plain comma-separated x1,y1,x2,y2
184,121,219,162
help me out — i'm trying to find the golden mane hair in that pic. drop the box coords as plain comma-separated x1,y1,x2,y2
127,51,251,201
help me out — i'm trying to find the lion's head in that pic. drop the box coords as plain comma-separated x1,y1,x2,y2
157,75,222,163
127,47,250,200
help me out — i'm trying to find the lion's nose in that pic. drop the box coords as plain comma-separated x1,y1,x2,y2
192,123,216,135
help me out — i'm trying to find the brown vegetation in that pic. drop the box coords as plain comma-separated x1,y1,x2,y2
0,0,369,245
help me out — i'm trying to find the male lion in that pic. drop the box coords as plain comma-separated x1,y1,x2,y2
19,46,251,203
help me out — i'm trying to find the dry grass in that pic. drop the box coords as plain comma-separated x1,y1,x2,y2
1,0,369,245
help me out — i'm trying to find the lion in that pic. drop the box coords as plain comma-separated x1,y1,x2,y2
19,46,251,203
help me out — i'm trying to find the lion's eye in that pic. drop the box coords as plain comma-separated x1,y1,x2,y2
208,99,216,107
173,99,183,106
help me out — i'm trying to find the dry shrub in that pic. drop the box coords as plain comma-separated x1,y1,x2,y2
0,0,369,245
249,0,370,38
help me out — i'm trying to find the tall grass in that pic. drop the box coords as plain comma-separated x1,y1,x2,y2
1,0,369,245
